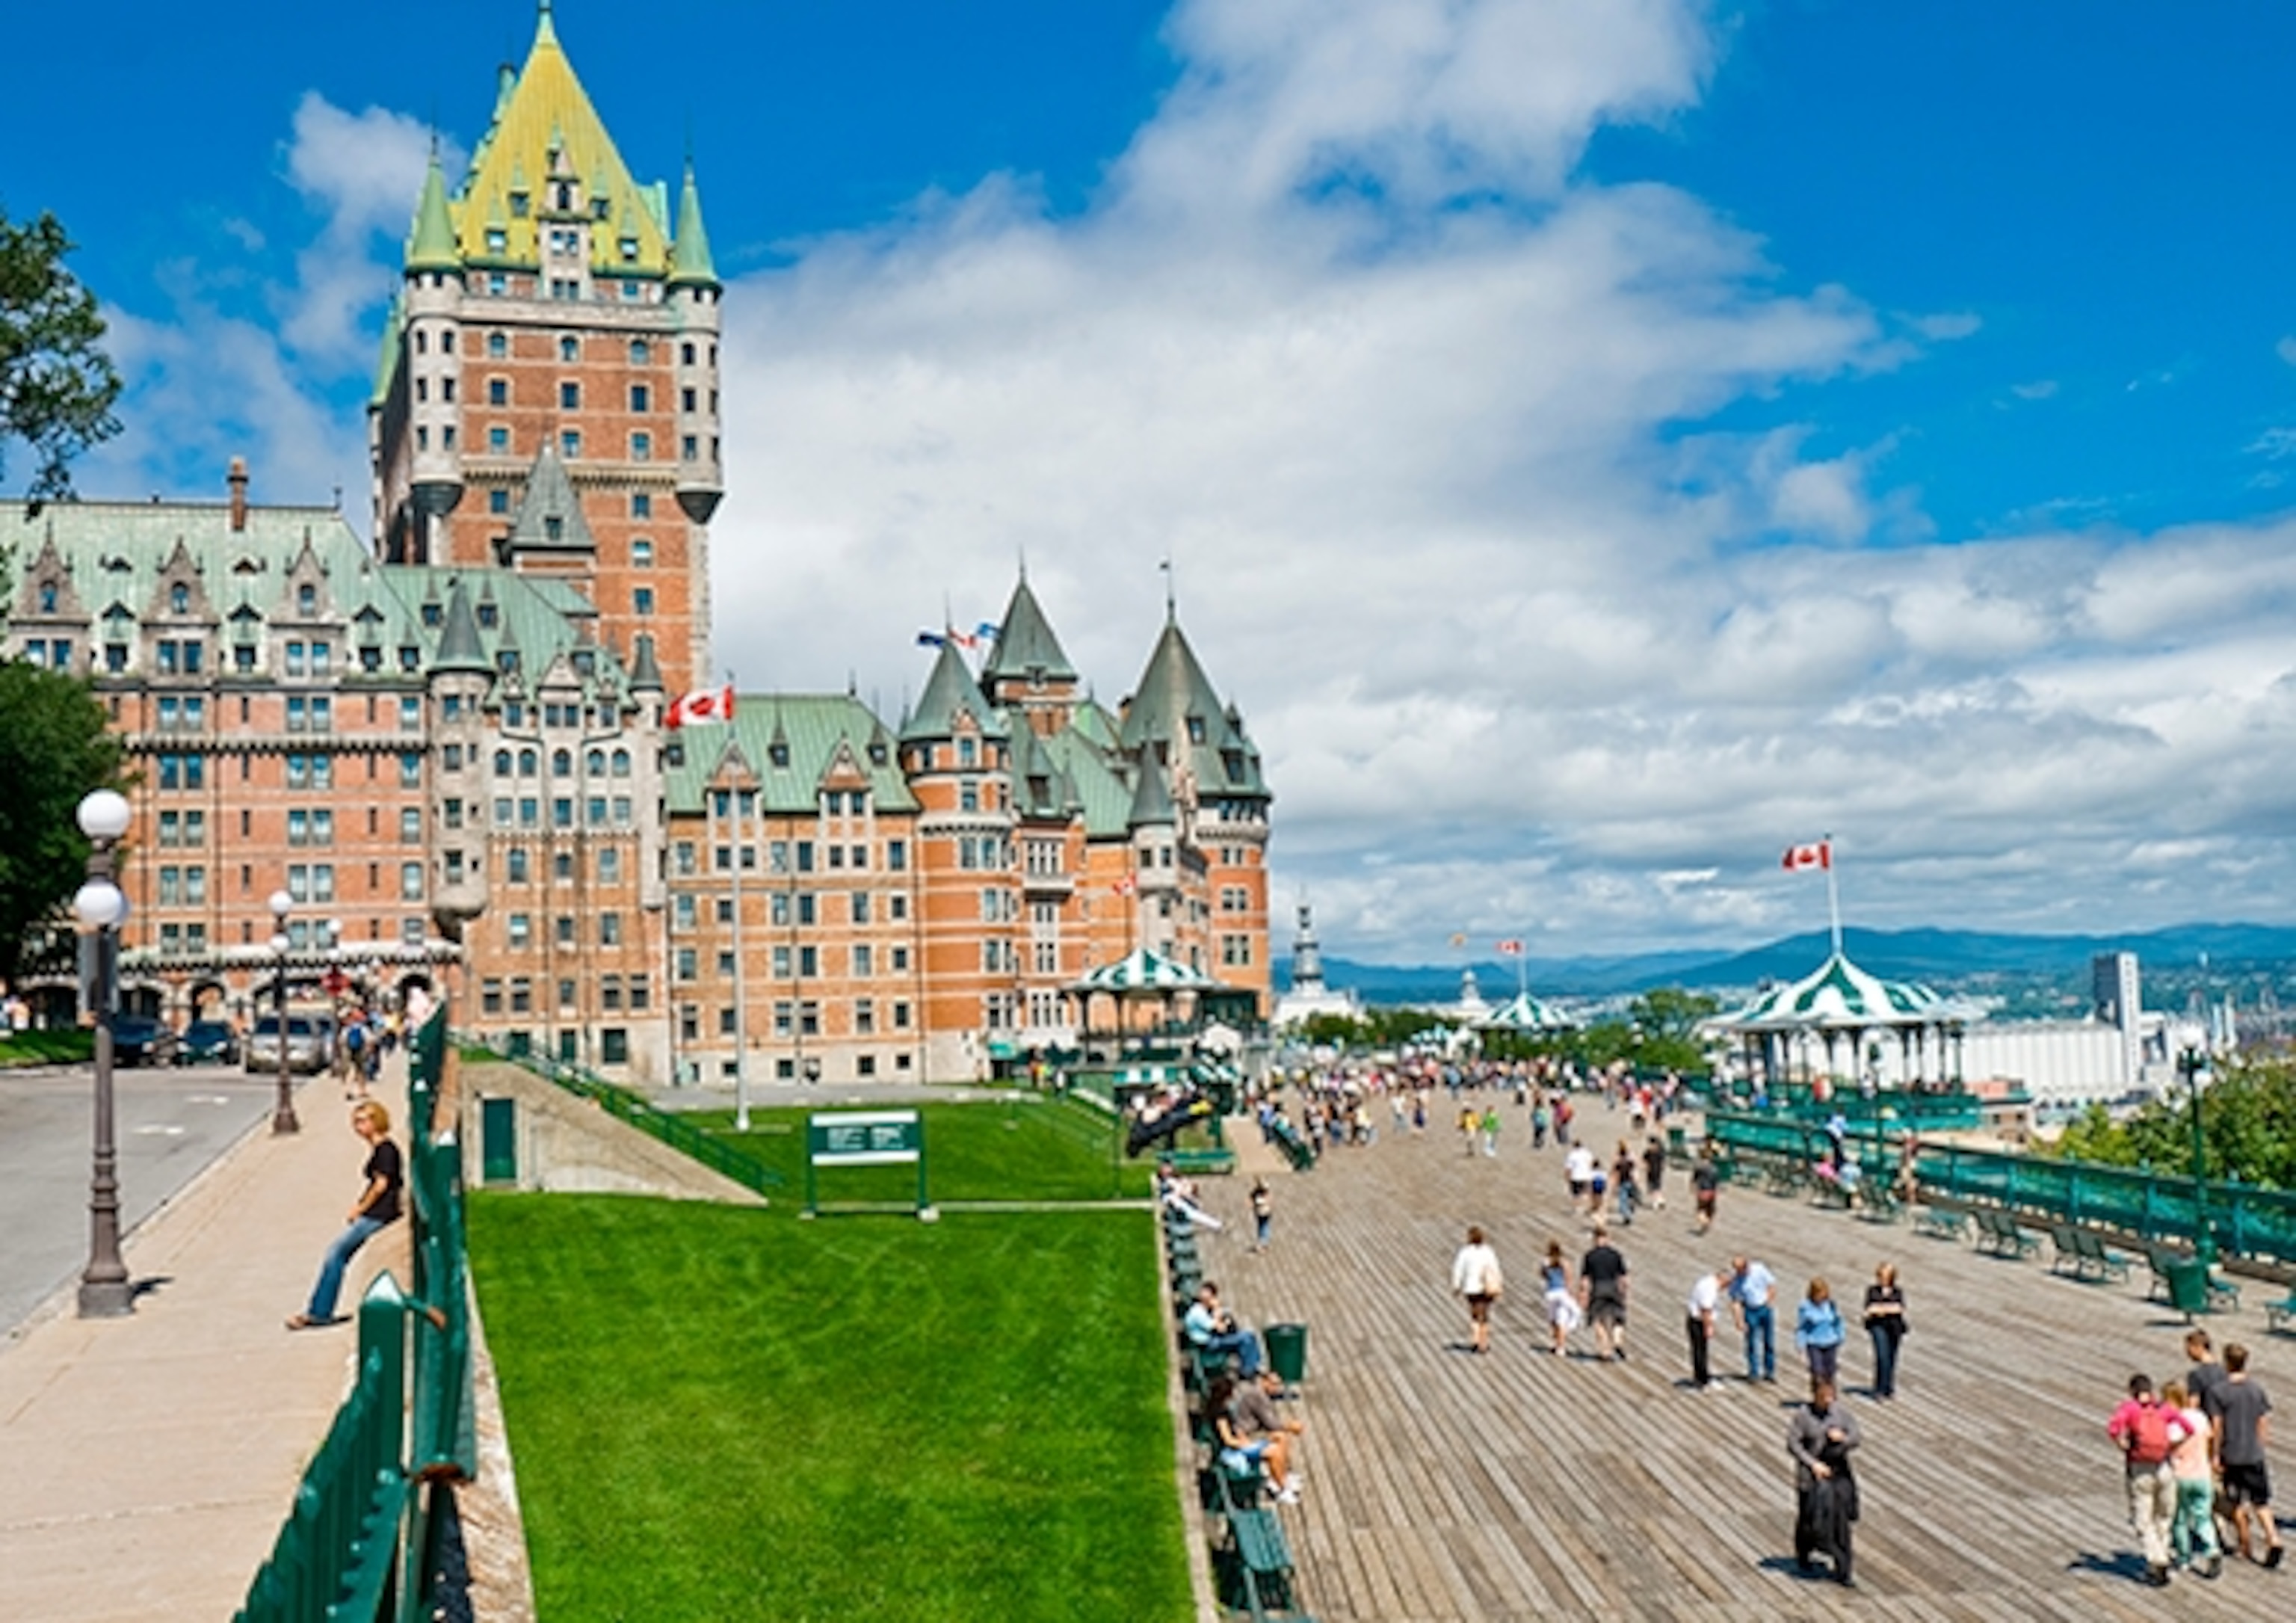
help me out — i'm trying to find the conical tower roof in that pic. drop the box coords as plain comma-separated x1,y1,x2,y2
669,159,719,289
406,150,462,274
628,632,664,692
432,579,491,674
984,576,1076,684
1126,755,1176,829
898,641,1004,742
505,443,595,552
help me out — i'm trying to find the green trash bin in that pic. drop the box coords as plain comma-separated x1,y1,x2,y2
1666,1124,1688,1159
1265,1322,1308,1385
2163,1260,2212,1319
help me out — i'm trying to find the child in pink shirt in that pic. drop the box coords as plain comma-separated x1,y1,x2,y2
2161,1380,2222,1576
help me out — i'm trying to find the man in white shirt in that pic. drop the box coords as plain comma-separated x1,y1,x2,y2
1565,1143,1596,1210
1686,1268,1726,1391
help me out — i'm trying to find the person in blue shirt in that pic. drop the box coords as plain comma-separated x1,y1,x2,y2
1730,1256,1778,1383
1795,1277,1848,1390
1183,1282,1262,1378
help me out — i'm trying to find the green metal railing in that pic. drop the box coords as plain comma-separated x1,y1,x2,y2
1703,1108,2296,1269
1912,1141,2296,1267
1713,1083,1993,1134
236,1007,473,1623
457,1034,787,1194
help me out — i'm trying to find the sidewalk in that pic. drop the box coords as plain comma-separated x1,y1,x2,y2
0,1074,411,1623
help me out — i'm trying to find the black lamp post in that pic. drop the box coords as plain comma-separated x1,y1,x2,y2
2177,1044,2214,1265
268,889,299,1134
74,788,135,1318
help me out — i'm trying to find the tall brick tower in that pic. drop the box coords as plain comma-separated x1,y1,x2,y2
368,1,722,693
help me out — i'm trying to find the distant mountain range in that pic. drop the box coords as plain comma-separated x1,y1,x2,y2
1283,923,2296,1005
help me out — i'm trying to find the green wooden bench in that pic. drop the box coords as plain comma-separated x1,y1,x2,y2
1166,1147,1238,1177
1914,1204,1969,1242
2265,1291,2296,1335
1223,1507,1302,1619
2049,1224,2084,1276
1854,1179,1904,1225
2071,1228,2132,1283
1974,1209,2038,1260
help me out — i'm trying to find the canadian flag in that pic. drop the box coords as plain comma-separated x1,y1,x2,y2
666,685,735,729
1781,840,1832,872
1496,939,1525,957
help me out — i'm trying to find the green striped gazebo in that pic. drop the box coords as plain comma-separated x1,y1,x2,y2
1714,951,1980,1090
1069,948,1227,1037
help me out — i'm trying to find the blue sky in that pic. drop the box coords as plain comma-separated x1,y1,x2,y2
9,1,2296,958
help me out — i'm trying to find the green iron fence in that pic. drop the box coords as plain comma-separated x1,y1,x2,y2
1703,1108,2296,1269
235,1006,472,1623
457,1034,786,1195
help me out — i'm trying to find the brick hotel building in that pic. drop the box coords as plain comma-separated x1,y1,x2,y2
4,7,1271,1085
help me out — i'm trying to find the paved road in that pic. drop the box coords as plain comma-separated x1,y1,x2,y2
0,1062,309,1337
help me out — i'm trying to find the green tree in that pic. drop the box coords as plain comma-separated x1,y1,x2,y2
1,207,122,502
0,661,124,987
2042,1059,2296,1189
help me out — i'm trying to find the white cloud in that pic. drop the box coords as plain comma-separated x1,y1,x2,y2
703,0,2296,959
81,93,445,506
2277,335,2296,366
2009,378,2058,401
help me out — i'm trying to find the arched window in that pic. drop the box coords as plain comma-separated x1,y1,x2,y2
297,584,316,615
170,583,191,615
629,338,650,364
494,750,513,777
611,748,631,777
559,335,578,362
38,583,57,614
518,748,538,777
586,748,606,776
552,748,573,777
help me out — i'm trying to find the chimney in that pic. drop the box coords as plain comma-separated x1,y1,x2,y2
226,458,250,532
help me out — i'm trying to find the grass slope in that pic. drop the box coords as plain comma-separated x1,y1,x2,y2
682,1097,1156,1207
470,1195,1192,1623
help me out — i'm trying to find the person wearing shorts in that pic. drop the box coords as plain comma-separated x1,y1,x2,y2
1579,1225,1630,1361
1451,1225,1504,1355
1692,1151,1720,1234
2215,1343,2283,1567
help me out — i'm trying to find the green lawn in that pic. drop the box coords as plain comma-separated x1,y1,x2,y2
680,1096,1158,1207
469,1195,1193,1623
0,1029,93,1068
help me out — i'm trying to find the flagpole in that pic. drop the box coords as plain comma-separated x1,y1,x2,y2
1824,831,1842,959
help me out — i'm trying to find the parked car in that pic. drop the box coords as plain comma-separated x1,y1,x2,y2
108,1014,177,1068
174,1020,239,1067
244,1013,336,1075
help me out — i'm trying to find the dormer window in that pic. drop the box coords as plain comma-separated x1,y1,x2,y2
510,191,529,218
478,603,500,629
1187,715,1207,744
555,183,574,212
543,517,564,541
297,583,316,615
498,650,520,674
618,236,638,262
38,582,57,614
769,742,790,769
868,742,887,766
170,583,191,615
485,228,507,254
422,603,442,628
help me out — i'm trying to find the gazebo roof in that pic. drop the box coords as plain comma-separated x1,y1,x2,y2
1716,951,1976,1034
1070,947,1223,994
1475,991,1573,1032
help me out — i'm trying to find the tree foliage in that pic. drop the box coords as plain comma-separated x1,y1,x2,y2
2043,1058,2296,1190
0,660,124,987
1,207,122,502
1292,988,1721,1077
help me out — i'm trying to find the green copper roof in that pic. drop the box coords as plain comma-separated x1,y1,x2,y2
664,694,919,816
1040,729,1130,837
984,576,1076,683
628,631,664,692
669,160,719,289
1126,754,1177,828
504,445,594,553
1117,616,1268,798
431,579,491,674
406,152,462,273
1069,695,1120,749
899,641,1005,742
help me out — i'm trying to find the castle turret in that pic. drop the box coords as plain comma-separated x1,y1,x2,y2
403,151,467,552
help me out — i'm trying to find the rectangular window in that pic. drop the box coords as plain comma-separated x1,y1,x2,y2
400,753,422,789
481,979,504,1016
893,1001,912,1030
401,808,422,843
599,913,622,946
674,894,697,930
509,914,531,948
886,840,907,872
630,431,652,461
851,891,871,926
676,948,697,982
771,945,792,979
401,863,424,902
853,943,874,978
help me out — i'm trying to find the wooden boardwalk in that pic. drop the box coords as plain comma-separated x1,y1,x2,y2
1201,1099,2292,1622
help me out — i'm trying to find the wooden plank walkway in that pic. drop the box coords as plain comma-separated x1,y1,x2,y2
1200,1099,2291,1621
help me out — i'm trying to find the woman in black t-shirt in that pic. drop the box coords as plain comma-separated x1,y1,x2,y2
1862,1263,1907,1399
288,1100,404,1329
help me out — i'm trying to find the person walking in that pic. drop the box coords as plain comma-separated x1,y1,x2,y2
1531,1097,1551,1150
1730,1256,1778,1383
1611,1140,1640,1225
1249,1179,1273,1253
2106,1373,2181,1587
286,1100,404,1330
1579,1223,1630,1362
1540,1240,1580,1355
2162,1379,2224,1578
1789,1379,1862,1586
1691,1148,1720,1234
2215,1342,2283,1568
1480,1103,1502,1158
1795,1278,1847,1391
1451,1226,1505,1354
1642,1134,1667,1210
1685,1267,1724,1391
1862,1263,1907,1400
